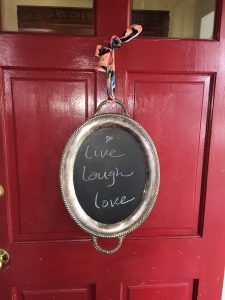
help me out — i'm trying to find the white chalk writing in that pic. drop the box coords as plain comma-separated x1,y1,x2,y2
82,166,134,187
106,136,113,143
94,192,135,209
85,145,125,160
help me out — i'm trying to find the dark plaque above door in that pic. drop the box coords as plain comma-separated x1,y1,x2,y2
60,100,160,254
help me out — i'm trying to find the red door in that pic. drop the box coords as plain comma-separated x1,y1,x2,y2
0,0,225,299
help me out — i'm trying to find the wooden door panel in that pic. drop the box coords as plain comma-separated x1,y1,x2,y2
13,286,95,300
126,281,194,300
126,73,212,237
3,69,95,242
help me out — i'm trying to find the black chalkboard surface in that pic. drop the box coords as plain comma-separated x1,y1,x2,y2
73,127,147,224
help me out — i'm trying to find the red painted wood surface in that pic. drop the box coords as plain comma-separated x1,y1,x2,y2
0,0,225,299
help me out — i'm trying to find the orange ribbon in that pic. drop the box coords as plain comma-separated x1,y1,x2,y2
95,24,142,100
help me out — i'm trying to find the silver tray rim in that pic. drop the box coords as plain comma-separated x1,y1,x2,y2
60,113,160,238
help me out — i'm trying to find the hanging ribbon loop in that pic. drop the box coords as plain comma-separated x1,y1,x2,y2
95,24,142,100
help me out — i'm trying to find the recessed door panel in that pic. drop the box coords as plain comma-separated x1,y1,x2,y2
3,69,95,242
127,281,194,300
126,73,212,237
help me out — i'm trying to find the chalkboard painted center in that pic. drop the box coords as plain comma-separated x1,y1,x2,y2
73,127,147,224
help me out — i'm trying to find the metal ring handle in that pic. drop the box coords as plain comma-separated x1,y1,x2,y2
95,99,129,117
92,236,124,254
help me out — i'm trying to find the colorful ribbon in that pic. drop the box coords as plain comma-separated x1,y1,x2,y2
95,24,142,100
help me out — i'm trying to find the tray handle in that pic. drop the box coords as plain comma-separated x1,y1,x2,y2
95,99,129,117
92,236,124,254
